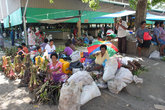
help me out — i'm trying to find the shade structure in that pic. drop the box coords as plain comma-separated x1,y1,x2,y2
87,41,118,57
25,8,114,24
95,10,165,21
95,10,136,19
146,13,165,21
38,16,80,24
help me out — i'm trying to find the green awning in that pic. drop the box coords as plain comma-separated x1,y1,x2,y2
25,8,79,23
80,11,114,23
25,8,114,24
3,16,9,28
10,8,22,26
146,20,155,24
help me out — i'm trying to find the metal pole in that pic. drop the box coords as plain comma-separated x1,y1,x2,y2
23,0,29,46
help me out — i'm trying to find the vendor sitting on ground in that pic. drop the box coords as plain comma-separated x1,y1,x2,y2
98,35,103,41
17,46,25,60
47,53,68,83
64,42,73,56
86,45,109,73
40,38,48,52
22,43,29,54
106,29,116,41
67,39,76,51
83,34,89,44
36,46,43,56
45,39,56,54
33,46,43,64
88,33,94,44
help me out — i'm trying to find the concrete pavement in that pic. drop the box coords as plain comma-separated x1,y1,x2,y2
82,57,165,110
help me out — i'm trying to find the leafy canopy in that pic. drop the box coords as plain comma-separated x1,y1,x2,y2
129,0,165,10
49,0,100,10
81,0,100,10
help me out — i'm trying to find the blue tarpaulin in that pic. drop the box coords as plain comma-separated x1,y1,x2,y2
95,10,165,21
95,10,135,19
146,13,165,21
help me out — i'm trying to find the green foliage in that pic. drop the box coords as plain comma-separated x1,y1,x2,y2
129,0,165,10
129,0,151,10
4,47,17,57
132,67,148,76
161,56,165,61
82,0,101,10
152,0,165,9
49,0,54,4
49,0,100,10
152,0,165,6
56,45,65,53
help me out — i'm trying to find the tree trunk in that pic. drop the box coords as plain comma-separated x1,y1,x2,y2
135,0,148,30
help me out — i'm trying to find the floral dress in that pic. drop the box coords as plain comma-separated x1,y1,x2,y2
48,61,68,83
28,30,36,46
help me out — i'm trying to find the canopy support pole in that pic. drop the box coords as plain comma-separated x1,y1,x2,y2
23,0,29,46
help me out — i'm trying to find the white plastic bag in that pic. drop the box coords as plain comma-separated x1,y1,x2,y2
107,79,127,94
70,51,81,62
103,57,118,82
68,71,93,86
43,51,49,60
121,57,135,65
133,75,143,84
58,81,82,110
95,78,108,89
72,68,81,74
115,67,133,84
149,50,160,59
80,82,101,105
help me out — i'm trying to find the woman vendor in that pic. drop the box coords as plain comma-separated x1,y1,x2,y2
86,45,109,73
47,53,68,83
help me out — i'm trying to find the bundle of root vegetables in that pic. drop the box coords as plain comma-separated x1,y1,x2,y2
1,54,61,105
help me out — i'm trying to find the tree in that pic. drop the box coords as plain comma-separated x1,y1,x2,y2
49,0,100,10
129,0,165,29
81,0,100,10
135,0,148,29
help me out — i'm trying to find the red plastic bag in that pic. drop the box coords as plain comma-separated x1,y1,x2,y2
80,58,86,63
143,32,152,40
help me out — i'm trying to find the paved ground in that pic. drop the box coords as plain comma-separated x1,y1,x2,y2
1,39,165,110
0,56,165,110
81,57,165,110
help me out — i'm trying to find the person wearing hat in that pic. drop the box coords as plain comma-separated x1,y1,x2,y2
116,17,128,54
106,29,116,41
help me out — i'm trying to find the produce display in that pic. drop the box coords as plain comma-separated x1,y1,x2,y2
1,53,62,105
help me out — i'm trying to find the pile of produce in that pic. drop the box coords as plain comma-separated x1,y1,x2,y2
32,81,61,105
1,53,62,105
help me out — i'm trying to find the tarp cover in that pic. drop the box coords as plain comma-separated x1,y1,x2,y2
95,10,136,19
146,13,165,21
95,10,165,21
3,16,9,28
10,8,22,26
25,8,114,23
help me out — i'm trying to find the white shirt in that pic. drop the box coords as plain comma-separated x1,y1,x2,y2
45,44,56,53
117,21,128,38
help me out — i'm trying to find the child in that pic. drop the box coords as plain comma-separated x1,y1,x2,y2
21,43,29,54
17,46,25,60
